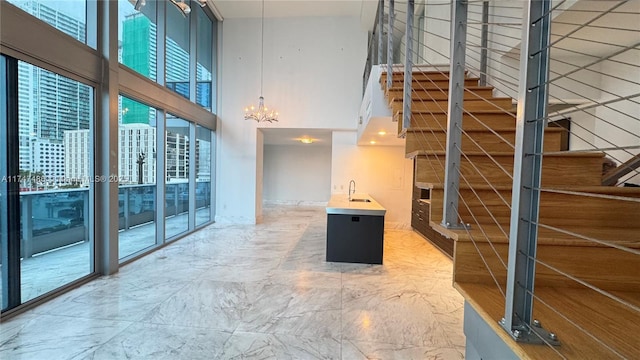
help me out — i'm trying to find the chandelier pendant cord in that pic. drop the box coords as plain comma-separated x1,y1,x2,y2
260,0,264,97
243,0,278,122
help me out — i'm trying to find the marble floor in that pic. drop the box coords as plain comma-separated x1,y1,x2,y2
0,205,466,359
0,208,211,304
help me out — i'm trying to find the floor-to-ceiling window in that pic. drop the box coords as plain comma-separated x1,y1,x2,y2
165,116,190,239
166,0,190,99
1,55,11,311
196,4,213,111
118,95,158,260
1,0,218,315
118,0,158,81
7,0,91,47
196,125,212,226
18,61,94,304
0,57,94,311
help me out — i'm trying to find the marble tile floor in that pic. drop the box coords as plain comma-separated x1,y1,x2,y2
0,208,211,303
0,205,466,359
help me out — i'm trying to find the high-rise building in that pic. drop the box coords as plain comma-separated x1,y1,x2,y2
119,125,157,185
121,12,157,125
64,130,90,186
165,130,189,182
15,1,90,181
31,139,65,182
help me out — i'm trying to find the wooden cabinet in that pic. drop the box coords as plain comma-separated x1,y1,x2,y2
411,161,454,257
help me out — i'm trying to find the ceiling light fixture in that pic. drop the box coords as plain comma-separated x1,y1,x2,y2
244,0,278,123
169,0,191,16
378,130,387,136
370,140,376,145
134,0,146,11
136,0,199,15
300,138,314,144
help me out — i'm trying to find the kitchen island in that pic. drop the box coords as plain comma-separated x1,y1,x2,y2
325,193,386,264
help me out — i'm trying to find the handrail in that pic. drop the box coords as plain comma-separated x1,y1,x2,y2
602,154,640,186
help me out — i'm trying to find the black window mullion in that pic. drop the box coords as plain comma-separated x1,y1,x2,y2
1,54,22,311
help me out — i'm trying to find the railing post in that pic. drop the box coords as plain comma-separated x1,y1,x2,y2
83,190,90,242
377,0,385,65
386,0,394,89
479,1,489,86
501,0,559,345
21,195,33,258
442,0,468,229
402,0,414,131
174,184,179,215
123,187,130,230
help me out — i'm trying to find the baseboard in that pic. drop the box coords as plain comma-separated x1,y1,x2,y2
263,200,328,206
213,215,256,224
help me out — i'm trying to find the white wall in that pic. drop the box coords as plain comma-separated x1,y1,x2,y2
216,16,368,223
331,131,414,228
263,144,332,204
256,130,264,222
595,50,640,184
422,0,451,65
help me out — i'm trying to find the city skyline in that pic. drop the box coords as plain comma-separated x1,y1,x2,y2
14,0,211,188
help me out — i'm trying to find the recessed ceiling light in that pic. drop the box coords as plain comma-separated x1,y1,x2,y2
378,130,387,136
300,138,314,144
370,140,376,145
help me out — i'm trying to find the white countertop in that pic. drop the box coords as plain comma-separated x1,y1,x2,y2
326,193,387,216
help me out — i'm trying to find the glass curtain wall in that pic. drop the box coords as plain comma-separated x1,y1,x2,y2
118,96,158,259
1,55,11,311
166,1,191,98
1,0,217,314
18,61,94,304
196,125,212,226
7,0,91,47
165,116,190,239
118,0,158,81
196,4,213,110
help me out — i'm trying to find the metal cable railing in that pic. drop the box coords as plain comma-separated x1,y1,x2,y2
377,0,640,357
392,1,514,298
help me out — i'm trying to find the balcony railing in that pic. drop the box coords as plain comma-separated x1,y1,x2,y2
13,181,211,259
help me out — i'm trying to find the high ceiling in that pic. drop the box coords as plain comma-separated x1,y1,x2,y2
212,0,378,22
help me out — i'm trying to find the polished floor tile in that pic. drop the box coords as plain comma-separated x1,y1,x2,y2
0,205,465,359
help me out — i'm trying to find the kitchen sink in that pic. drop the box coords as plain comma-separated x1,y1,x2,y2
350,198,371,202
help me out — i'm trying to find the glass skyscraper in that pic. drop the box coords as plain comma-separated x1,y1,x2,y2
14,1,91,180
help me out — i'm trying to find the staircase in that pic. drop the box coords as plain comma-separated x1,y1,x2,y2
381,69,640,358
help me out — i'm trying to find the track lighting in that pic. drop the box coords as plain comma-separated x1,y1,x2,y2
134,0,146,11
169,0,191,16
133,0,194,16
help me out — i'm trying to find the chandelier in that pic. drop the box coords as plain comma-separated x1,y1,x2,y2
244,96,278,123
244,0,278,123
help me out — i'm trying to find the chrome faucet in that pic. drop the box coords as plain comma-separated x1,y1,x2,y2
348,179,356,201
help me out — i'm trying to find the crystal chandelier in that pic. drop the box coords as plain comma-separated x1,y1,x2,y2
244,96,278,123
244,0,278,123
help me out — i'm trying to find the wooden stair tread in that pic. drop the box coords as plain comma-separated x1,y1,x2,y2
419,183,640,196
396,109,516,116
381,69,451,75
455,282,640,359
390,97,513,104
429,220,640,248
387,85,494,92
405,127,565,133
408,150,604,158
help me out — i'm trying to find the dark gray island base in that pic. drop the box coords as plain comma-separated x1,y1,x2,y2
325,194,386,264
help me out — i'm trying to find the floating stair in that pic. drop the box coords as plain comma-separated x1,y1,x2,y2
382,68,640,359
